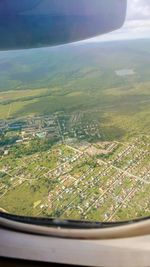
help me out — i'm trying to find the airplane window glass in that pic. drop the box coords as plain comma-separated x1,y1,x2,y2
0,0,150,222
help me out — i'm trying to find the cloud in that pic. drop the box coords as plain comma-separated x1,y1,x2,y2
85,19,150,43
85,0,150,43
114,19,150,39
127,0,150,20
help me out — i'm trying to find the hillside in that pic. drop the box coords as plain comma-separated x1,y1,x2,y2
0,39,150,139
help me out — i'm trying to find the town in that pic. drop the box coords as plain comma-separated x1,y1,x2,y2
0,112,103,148
0,113,150,221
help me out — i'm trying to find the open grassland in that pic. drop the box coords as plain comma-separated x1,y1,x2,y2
0,39,150,139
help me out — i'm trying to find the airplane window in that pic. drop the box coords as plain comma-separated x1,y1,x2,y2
0,0,149,223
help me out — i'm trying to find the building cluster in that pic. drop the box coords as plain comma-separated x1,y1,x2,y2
0,115,149,221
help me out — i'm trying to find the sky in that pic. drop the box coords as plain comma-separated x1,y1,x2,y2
86,0,150,42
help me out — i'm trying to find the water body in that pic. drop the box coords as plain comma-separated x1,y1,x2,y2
115,69,135,77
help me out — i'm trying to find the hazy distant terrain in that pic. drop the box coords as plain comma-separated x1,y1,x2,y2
0,39,150,140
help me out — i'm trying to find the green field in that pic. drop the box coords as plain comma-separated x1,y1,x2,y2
0,39,150,139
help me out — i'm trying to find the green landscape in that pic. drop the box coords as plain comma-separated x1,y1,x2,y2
0,39,150,221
